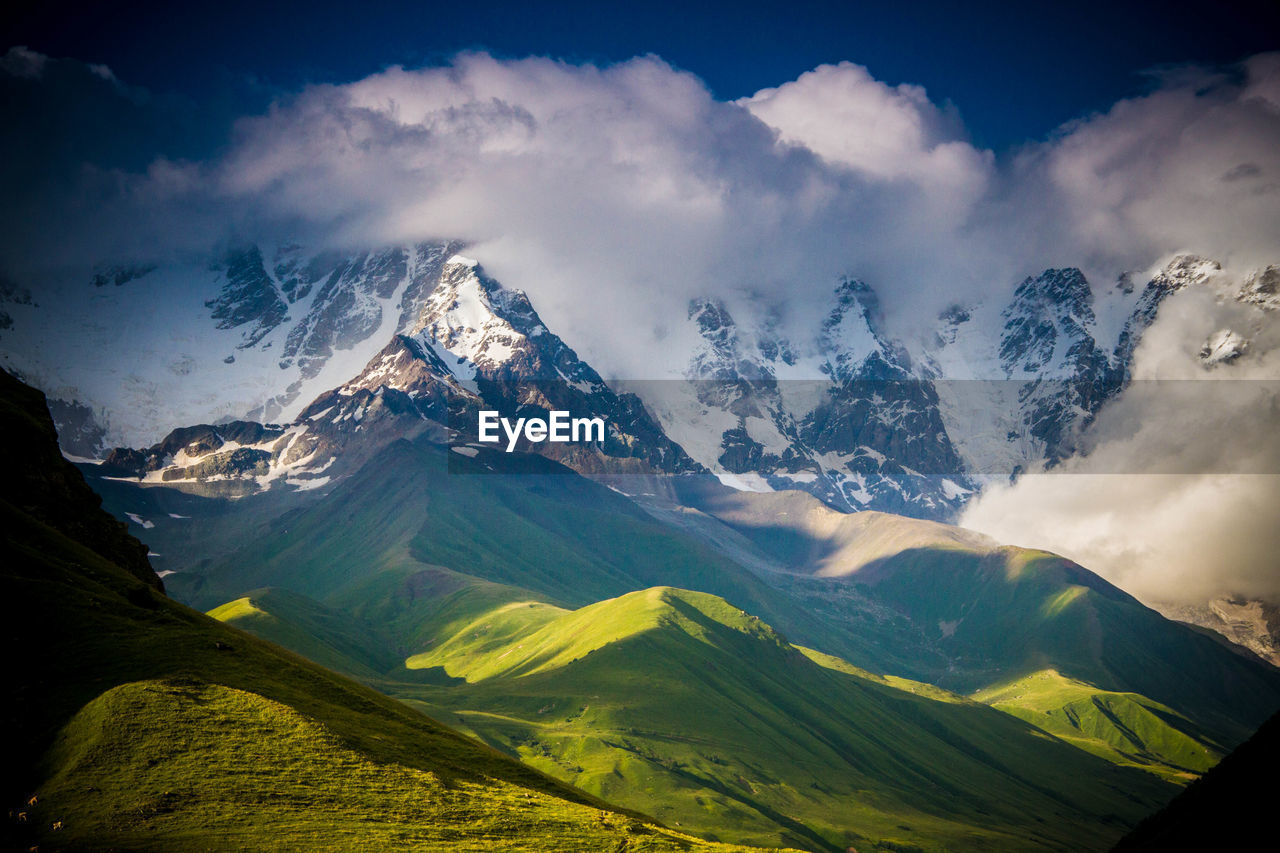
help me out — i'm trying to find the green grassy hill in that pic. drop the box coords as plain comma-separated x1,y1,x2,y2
659,481,1280,748
850,544,1280,745
0,369,760,853
74,381,1280,850
207,587,402,678
124,431,1280,763
213,583,1179,852
973,669,1222,782
165,438,824,642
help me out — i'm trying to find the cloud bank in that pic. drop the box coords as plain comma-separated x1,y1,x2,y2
4,46,1280,604
5,49,1280,372
961,283,1280,605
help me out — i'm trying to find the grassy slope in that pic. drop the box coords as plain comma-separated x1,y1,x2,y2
214,584,1178,853
173,439,822,637
1,509,767,852
207,587,402,679
854,545,1280,745
0,376,761,853
42,679,747,853
128,435,1280,757
654,481,1280,750
973,670,1222,782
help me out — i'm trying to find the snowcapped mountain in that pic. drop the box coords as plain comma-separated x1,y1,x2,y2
920,255,1280,478
6,231,1277,521
640,280,972,517
923,266,1126,476
0,241,464,452
13,237,1280,663
631,253,1280,520
97,253,698,492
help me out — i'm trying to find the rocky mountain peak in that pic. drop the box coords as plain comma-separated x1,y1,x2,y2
999,268,1099,377
1154,254,1223,292
1113,255,1223,371
411,255,540,374
1237,265,1280,311
206,246,289,349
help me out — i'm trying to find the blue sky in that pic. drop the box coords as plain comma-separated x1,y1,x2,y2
4,0,1278,151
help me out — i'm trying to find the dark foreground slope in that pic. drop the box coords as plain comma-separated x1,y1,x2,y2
0,369,757,853
1112,709,1280,851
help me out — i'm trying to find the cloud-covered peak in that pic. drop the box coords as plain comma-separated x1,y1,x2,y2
5,50,1280,379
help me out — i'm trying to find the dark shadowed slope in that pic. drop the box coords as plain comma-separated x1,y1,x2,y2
1112,709,1280,851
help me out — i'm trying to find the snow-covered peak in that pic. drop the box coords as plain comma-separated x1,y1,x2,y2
686,298,750,381
820,278,899,380
1151,254,1223,292
1237,265,1280,311
1199,328,1248,366
413,258,535,371
684,279,891,386
998,268,1100,379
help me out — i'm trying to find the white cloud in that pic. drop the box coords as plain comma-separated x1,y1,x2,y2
960,284,1280,605
5,47,1280,605
994,53,1280,278
6,48,1280,372
740,61,993,207
185,52,1002,375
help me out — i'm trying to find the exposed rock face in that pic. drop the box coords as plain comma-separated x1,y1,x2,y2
651,277,981,517
276,244,456,379
1159,598,1280,667
90,262,156,288
1114,255,1222,371
205,246,290,349
1236,264,1280,311
0,368,160,590
46,397,108,458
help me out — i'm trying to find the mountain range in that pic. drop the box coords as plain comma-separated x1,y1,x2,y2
66,386,1280,850
4,236,1280,850
11,239,1274,653
7,244,1274,516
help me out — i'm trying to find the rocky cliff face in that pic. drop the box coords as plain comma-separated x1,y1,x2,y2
0,368,161,590
652,281,971,517
1158,598,1280,668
